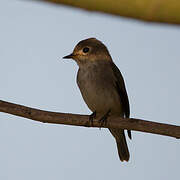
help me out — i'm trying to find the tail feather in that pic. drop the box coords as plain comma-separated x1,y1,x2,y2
109,128,130,162
127,130,132,140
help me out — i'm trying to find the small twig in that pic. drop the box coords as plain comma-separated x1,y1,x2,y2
0,100,179,138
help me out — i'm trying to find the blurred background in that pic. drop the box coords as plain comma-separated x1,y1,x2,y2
0,0,180,179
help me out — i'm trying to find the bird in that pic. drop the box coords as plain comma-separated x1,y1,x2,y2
63,38,131,162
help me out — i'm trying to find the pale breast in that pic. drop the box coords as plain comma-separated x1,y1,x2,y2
77,62,123,115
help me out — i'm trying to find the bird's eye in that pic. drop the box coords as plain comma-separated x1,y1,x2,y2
83,47,89,53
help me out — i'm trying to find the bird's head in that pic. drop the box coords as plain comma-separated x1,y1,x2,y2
63,38,112,66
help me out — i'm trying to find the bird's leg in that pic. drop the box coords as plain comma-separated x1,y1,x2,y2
89,111,96,126
98,109,111,128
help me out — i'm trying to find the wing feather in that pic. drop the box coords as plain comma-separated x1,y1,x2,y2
110,62,132,139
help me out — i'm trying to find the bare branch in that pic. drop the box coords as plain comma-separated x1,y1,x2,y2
32,0,180,25
0,100,179,138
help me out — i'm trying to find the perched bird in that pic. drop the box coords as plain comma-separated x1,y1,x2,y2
63,38,131,162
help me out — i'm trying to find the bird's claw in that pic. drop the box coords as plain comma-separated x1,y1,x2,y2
98,109,111,129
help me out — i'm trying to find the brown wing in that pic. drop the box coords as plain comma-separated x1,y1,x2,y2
110,62,132,139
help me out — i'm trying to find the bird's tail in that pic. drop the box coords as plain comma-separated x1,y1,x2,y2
109,128,130,162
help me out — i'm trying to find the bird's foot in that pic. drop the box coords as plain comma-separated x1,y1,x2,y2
89,111,96,126
98,110,111,129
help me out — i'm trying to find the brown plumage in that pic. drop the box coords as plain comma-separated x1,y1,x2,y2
63,38,131,162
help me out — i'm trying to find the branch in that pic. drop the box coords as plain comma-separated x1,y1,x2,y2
0,100,179,139
32,0,180,25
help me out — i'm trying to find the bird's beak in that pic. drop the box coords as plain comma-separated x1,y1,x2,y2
63,53,74,59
